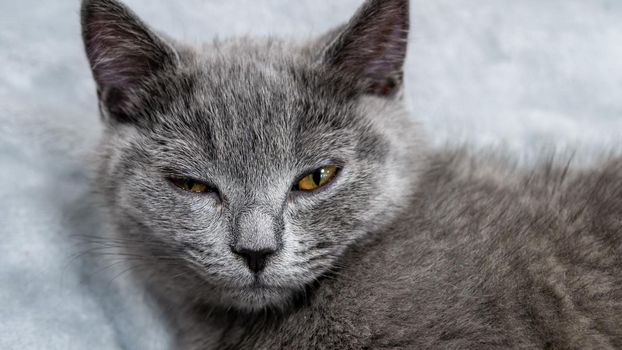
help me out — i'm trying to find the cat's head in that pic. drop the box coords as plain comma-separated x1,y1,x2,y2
82,0,423,311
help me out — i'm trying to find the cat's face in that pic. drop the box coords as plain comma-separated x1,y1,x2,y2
83,0,419,310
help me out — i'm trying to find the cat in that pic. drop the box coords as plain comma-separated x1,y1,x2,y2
80,0,622,348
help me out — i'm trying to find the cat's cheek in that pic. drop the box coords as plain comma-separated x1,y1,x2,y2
185,194,223,215
115,176,220,235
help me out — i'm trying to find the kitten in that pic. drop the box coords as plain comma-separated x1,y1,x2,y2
81,0,622,348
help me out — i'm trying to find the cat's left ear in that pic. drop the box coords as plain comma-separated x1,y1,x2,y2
320,0,409,97
81,0,179,123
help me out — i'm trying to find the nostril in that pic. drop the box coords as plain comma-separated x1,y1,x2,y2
232,248,275,274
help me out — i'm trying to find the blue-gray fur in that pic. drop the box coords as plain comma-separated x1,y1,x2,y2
81,0,622,348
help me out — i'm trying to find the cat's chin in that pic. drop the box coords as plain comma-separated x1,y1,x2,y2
221,283,297,312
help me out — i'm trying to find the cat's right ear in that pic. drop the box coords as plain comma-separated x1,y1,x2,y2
81,0,178,123
319,0,409,97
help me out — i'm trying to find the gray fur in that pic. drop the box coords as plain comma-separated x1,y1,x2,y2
81,0,622,348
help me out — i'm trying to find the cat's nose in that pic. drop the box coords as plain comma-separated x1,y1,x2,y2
232,247,275,274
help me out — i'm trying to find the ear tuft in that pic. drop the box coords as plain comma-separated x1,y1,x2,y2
322,0,410,97
81,0,177,121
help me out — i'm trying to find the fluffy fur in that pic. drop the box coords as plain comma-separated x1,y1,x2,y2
81,0,622,348
212,152,622,349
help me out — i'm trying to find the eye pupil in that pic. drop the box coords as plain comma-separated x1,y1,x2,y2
312,169,323,186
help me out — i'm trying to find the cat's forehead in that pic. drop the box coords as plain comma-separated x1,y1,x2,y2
149,41,363,170
191,49,298,124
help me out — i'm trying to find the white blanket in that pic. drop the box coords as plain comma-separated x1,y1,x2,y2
1,0,621,348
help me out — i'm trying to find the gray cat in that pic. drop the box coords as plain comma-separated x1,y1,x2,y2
80,0,622,348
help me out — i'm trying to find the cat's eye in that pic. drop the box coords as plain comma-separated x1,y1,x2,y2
295,165,339,192
170,178,210,193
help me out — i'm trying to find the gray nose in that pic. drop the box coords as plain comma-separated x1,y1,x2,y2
232,247,275,273
232,207,281,273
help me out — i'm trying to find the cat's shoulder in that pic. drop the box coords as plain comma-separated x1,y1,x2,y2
411,148,622,243
419,147,622,204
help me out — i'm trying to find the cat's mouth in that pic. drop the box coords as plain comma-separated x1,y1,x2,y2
249,278,270,289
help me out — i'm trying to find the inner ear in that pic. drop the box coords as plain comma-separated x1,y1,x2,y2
321,0,410,97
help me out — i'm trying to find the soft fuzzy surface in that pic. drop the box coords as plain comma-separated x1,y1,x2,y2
0,0,621,349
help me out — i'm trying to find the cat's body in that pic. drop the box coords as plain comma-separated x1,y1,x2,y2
80,0,622,348
178,152,622,350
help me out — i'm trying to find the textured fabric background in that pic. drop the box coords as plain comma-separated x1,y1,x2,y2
1,1,621,349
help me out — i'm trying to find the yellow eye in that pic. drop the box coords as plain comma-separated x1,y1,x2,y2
170,178,210,193
296,165,338,191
